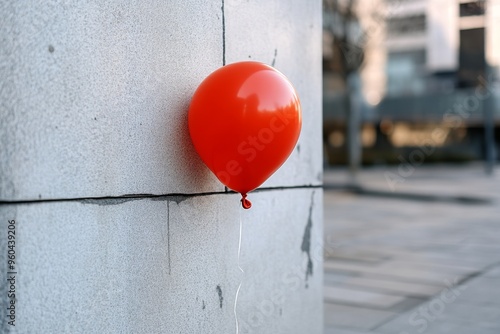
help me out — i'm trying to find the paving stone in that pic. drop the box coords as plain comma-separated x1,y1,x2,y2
324,327,373,334
324,303,397,330
378,260,479,275
386,252,495,271
386,297,428,313
324,260,464,286
419,324,500,334
440,300,500,330
325,252,389,264
484,265,500,278
324,274,443,297
455,276,500,306
372,308,430,334
374,306,500,334
324,286,406,309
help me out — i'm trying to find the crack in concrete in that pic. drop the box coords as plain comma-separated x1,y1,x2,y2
301,191,315,288
216,285,223,308
0,185,323,206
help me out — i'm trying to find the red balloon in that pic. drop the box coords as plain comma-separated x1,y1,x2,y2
188,61,301,209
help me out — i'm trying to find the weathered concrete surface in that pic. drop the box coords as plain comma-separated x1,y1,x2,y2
0,1,224,200
0,0,322,201
0,189,322,334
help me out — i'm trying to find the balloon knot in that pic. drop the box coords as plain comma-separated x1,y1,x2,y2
240,193,252,209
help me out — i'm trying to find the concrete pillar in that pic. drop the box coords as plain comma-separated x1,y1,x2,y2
0,1,323,333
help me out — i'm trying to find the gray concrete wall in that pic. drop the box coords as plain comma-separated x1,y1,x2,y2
0,1,323,333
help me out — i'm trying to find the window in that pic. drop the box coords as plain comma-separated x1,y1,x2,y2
387,15,426,36
458,28,486,88
459,1,486,17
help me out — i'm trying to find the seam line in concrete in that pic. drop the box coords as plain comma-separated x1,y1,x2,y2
221,0,226,66
0,184,323,206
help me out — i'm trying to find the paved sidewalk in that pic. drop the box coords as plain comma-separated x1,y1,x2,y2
323,163,500,334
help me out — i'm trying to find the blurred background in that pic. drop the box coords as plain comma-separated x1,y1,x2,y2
321,0,500,333
323,0,499,168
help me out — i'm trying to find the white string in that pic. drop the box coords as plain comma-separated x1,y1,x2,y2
234,208,244,334
237,208,244,274
234,282,242,334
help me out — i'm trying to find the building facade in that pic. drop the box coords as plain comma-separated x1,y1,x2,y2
385,0,500,96
323,0,500,165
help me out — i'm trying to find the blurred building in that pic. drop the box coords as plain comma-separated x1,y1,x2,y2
323,0,500,165
385,0,500,95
